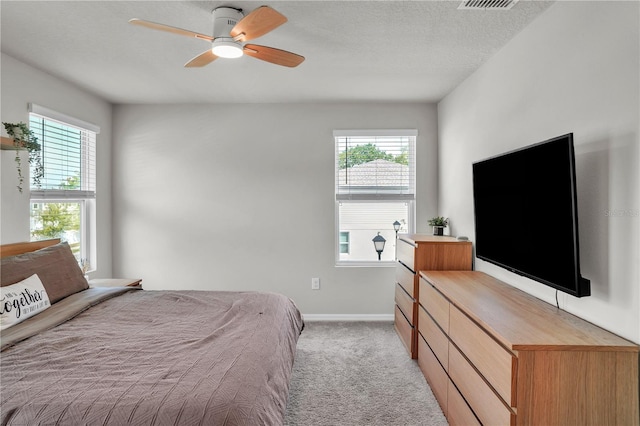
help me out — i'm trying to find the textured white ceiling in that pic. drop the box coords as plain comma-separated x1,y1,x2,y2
0,0,554,104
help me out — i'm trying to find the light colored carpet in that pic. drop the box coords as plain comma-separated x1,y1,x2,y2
284,321,448,426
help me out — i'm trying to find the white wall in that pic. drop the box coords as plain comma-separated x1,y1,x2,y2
0,53,114,279
112,103,438,316
438,2,639,342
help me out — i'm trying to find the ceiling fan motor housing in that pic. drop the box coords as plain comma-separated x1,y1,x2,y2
212,7,244,39
210,7,244,57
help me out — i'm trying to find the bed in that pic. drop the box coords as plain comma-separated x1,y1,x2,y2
0,240,304,425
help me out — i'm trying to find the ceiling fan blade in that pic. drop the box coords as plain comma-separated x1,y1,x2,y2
184,49,218,67
243,44,305,68
129,18,213,41
230,6,287,42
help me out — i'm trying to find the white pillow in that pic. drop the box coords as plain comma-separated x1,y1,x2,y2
1,274,51,330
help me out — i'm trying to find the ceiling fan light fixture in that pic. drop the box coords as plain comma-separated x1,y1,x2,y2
212,39,243,58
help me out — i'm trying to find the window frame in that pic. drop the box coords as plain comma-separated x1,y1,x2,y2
334,129,417,267
28,104,99,269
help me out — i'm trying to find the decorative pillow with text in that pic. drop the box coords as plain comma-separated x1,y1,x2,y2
0,274,51,331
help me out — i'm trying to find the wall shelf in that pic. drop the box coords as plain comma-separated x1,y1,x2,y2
1,136,19,150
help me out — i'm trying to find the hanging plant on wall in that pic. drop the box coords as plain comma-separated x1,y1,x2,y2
2,122,44,193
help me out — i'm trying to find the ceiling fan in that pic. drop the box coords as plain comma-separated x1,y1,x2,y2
129,6,304,68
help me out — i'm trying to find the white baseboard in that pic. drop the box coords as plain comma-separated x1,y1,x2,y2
302,314,394,322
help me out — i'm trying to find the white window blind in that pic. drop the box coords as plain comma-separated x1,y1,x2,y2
28,105,98,199
334,129,416,201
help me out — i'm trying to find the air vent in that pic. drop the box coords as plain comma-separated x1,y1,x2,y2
458,0,518,10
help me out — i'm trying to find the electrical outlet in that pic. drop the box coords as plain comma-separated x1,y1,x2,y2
311,277,320,290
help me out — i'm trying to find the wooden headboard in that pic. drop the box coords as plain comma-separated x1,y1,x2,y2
0,239,60,258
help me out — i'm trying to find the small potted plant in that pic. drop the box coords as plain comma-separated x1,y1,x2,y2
428,216,449,236
3,122,44,193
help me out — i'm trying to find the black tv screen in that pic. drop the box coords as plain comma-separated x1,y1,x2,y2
472,133,590,297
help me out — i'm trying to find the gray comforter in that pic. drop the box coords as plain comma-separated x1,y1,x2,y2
0,288,303,425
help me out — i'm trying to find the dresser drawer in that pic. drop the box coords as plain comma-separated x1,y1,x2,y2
449,342,514,426
422,243,473,271
418,304,448,369
417,332,447,414
395,262,415,298
449,306,516,407
447,379,481,426
395,283,415,326
396,238,416,272
394,305,413,355
419,277,449,332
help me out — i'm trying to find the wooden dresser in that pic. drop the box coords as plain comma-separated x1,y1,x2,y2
418,270,639,425
394,235,472,358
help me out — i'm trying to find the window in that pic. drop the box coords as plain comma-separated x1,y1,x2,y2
335,129,416,265
339,232,350,254
28,104,99,267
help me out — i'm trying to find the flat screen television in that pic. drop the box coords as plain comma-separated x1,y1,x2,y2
472,133,590,297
